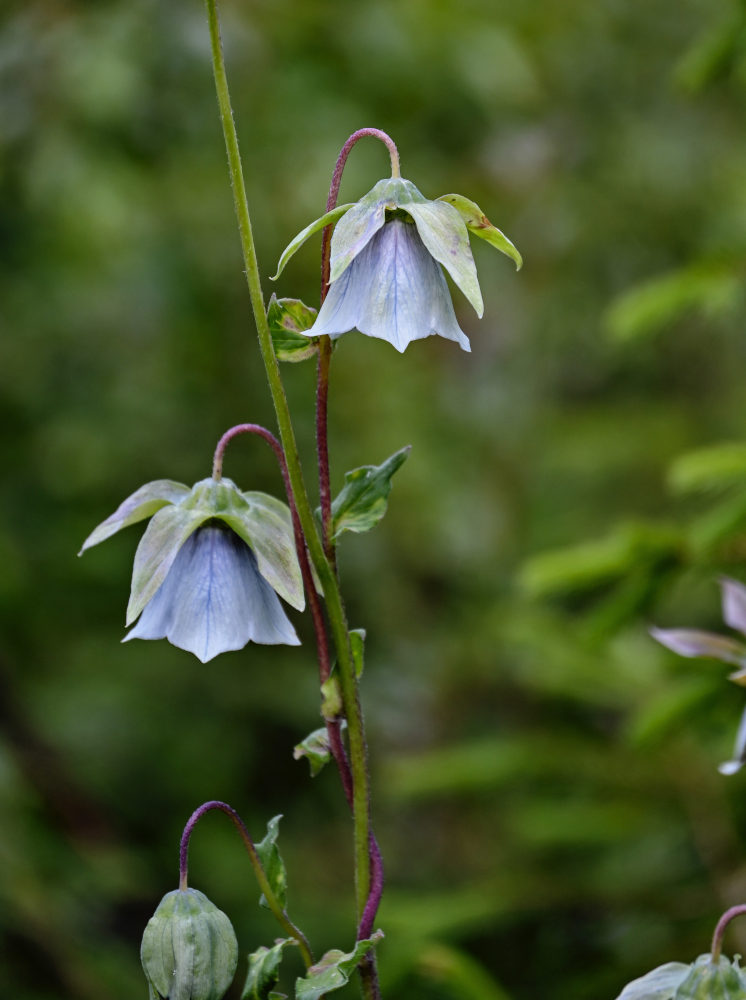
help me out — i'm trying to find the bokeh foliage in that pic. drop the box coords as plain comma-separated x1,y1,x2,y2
3,0,746,997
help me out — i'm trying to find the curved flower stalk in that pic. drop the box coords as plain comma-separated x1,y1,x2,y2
273,176,522,353
652,577,746,774
80,477,304,662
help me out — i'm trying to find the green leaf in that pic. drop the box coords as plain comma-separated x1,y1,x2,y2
605,262,742,342
267,295,319,363
295,932,384,1000
255,816,287,910
350,629,365,678
320,676,343,720
294,726,331,776
79,479,191,554
331,446,411,539
669,443,746,495
438,193,522,270
271,204,354,281
241,939,296,1000
613,961,690,1000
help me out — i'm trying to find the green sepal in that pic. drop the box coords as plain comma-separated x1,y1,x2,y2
127,503,207,625
241,939,297,1000
79,480,191,554
328,177,484,313
675,954,746,999
438,193,523,271
320,676,343,720
267,295,319,363
331,446,411,539
614,961,691,1000
295,932,384,1000
126,478,304,624
140,888,238,1000
272,204,354,281
404,196,483,316
234,489,305,611
256,815,287,910
293,722,347,776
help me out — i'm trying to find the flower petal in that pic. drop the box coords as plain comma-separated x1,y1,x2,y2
650,626,746,665
312,220,470,353
721,577,746,636
124,525,299,662
79,480,190,554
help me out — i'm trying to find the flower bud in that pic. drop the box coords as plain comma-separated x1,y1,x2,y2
141,888,238,1000
675,954,746,1000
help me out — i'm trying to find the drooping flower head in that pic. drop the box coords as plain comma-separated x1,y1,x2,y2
80,477,304,662
273,177,521,353
652,577,746,774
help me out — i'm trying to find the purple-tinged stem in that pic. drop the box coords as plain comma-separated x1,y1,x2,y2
212,424,354,806
178,800,313,968
711,904,746,963
316,128,400,561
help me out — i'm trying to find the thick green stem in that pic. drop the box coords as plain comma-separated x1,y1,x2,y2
203,0,373,942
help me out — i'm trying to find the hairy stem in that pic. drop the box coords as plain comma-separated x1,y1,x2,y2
179,800,313,968
204,7,379,993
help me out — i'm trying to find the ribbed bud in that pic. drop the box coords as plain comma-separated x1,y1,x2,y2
675,955,746,1000
141,888,238,1000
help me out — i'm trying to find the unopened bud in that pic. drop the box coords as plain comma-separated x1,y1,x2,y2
675,954,746,1000
141,888,238,1000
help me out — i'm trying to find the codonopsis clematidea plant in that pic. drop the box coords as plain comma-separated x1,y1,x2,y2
79,3,522,1000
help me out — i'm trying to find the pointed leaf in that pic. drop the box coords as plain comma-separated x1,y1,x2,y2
127,504,207,625
438,193,522,271
79,480,190,554
405,199,484,316
267,295,319,362
271,204,354,281
241,939,297,1000
320,676,343,720
650,627,746,666
331,446,411,539
294,725,335,777
295,932,384,1000
256,816,287,910
350,629,365,678
613,961,690,1000
231,491,304,611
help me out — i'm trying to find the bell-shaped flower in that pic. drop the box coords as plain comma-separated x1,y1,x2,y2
652,577,746,773
80,477,304,662
273,176,521,353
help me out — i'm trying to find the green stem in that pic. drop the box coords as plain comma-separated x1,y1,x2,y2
203,0,374,946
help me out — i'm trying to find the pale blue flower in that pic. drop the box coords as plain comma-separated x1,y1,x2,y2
273,176,521,353
310,218,470,353
80,477,304,663
124,523,299,662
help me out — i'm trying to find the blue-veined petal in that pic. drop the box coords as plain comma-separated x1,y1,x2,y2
311,219,470,353
124,524,299,662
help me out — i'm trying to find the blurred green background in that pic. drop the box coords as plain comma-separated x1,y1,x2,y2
3,0,746,997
